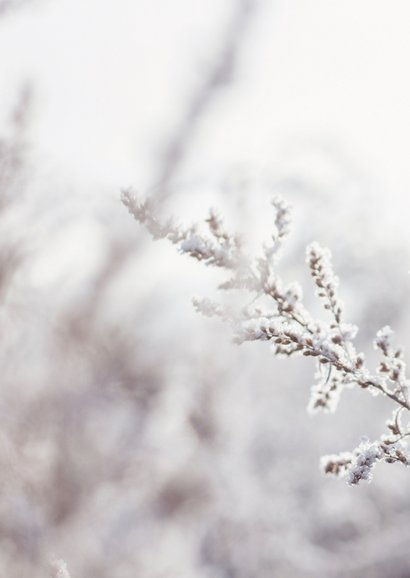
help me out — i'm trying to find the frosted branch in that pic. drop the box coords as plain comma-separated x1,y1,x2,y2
122,192,410,485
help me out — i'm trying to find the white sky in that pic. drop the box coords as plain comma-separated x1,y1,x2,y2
0,0,410,210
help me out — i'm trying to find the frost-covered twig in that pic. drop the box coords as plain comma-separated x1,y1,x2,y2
122,189,410,485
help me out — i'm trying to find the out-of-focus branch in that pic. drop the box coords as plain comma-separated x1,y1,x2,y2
0,86,31,303
154,0,259,200
0,0,34,17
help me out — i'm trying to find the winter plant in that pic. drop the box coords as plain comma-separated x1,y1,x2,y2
122,190,410,486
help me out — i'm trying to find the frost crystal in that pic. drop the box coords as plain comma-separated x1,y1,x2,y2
346,438,383,486
374,325,394,355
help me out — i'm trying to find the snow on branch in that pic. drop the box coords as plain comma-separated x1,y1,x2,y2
122,188,410,486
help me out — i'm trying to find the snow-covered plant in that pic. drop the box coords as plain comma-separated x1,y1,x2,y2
122,190,410,486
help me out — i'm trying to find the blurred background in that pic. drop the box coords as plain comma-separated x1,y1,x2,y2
1,1,410,576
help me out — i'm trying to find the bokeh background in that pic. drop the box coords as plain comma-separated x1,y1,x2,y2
1,1,410,576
